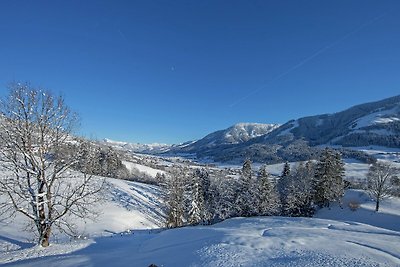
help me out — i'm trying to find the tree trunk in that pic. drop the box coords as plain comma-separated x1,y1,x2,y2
375,198,380,212
40,227,51,247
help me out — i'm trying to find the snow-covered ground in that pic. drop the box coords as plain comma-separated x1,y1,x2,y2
0,177,165,265
1,178,399,267
316,190,400,232
122,160,166,177
2,215,399,266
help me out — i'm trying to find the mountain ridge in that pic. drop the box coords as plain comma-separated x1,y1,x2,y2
103,95,400,163
170,94,400,163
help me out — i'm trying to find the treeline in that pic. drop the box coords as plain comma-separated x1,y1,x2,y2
61,141,130,179
162,148,346,228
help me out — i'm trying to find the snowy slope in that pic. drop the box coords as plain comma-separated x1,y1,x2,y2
0,177,165,246
1,178,399,266
2,215,399,267
265,94,400,147
316,189,400,232
221,123,280,144
122,161,165,177
1,154,400,266
353,106,400,130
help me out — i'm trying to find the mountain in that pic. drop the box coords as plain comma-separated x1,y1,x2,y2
168,95,400,163
170,123,280,154
261,94,400,147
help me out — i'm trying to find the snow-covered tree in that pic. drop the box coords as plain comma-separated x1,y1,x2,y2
0,83,104,247
313,148,345,208
277,161,291,213
281,161,291,178
367,161,398,211
282,162,315,216
155,172,166,185
213,175,238,220
188,169,211,225
165,166,188,228
235,159,257,217
257,165,280,216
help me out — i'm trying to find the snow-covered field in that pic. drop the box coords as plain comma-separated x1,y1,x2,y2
2,215,399,266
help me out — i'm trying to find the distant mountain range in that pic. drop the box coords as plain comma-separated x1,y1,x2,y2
104,95,400,163
102,139,172,154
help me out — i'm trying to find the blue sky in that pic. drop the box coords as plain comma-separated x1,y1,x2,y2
0,1,399,144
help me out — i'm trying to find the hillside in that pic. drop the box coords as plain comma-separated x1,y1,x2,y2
0,176,165,247
1,188,399,267
263,94,400,147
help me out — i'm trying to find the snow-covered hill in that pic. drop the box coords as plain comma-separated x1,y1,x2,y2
1,165,399,266
170,123,279,154
0,177,165,250
3,213,399,266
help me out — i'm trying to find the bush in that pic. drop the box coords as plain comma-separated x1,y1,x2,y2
348,200,360,211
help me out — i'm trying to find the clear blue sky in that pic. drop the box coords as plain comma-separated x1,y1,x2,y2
0,1,399,144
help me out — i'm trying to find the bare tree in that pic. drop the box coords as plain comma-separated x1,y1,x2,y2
0,83,104,247
367,161,398,212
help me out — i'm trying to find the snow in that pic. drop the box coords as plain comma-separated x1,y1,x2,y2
375,117,400,124
343,161,369,182
277,120,299,137
122,161,165,177
338,146,400,163
2,215,399,266
224,123,280,143
2,173,399,267
316,189,400,232
0,177,164,246
102,139,172,153
315,118,324,127
352,106,400,130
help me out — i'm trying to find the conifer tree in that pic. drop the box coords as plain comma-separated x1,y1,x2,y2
214,176,237,220
282,162,291,178
165,167,187,228
235,159,257,216
188,169,210,225
282,162,315,216
277,161,291,214
313,148,345,208
257,165,280,215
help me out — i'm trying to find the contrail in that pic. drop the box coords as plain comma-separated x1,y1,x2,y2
229,12,388,108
